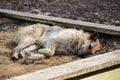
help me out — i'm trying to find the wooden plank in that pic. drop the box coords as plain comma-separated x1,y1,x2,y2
0,9,120,35
9,49,120,80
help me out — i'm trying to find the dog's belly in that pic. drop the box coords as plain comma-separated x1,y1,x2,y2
39,26,62,46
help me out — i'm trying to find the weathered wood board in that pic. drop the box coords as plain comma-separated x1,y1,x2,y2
9,49,120,80
0,9,120,35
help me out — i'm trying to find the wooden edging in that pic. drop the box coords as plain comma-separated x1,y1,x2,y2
9,49,120,80
0,9,120,35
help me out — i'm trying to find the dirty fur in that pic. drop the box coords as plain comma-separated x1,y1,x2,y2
12,23,102,60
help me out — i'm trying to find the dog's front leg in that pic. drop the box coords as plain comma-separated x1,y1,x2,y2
26,37,56,61
38,37,56,57
19,45,38,58
23,45,46,61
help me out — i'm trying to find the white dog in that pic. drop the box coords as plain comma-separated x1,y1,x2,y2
12,23,102,60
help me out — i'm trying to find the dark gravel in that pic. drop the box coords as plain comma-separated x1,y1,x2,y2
0,0,120,26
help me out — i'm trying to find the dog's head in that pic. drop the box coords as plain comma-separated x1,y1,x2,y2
77,39,102,58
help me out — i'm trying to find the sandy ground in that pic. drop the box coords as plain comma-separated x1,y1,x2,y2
0,28,79,80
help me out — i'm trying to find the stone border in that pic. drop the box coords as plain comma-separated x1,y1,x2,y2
9,49,120,80
0,9,120,35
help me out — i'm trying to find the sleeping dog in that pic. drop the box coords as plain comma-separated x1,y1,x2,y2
12,23,102,60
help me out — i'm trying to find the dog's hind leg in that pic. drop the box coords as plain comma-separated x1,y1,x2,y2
19,43,46,61
12,36,36,59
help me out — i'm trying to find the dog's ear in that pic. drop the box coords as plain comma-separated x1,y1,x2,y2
96,39,99,43
91,39,102,54
95,39,103,49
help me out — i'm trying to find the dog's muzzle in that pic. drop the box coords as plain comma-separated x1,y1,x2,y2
77,46,86,58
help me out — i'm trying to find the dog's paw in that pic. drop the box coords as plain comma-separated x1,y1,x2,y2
23,59,34,65
23,53,46,64
27,53,45,60
19,51,26,58
12,53,19,60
